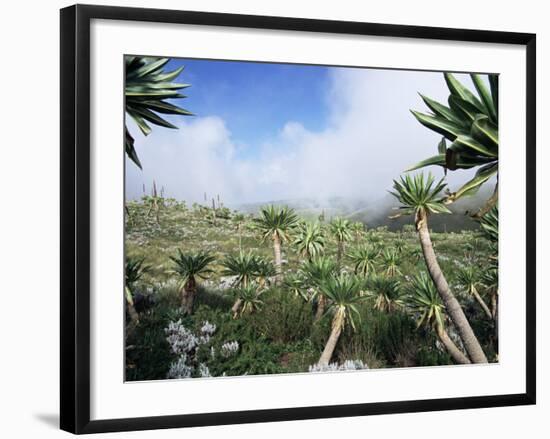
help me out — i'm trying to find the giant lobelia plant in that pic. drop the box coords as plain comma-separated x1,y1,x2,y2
125,56,193,169
408,73,498,216
391,172,488,363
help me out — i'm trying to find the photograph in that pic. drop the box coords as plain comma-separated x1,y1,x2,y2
0,0,542,436
123,55,499,382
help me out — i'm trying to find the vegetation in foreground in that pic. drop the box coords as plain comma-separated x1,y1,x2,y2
125,199,498,381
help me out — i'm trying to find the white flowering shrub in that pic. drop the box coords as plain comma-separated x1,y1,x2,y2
340,359,368,370
308,362,339,372
164,320,227,379
198,363,211,378
308,359,368,373
199,321,217,344
201,321,217,335
164,320,199,355
167,355,193,379
220,341,239,358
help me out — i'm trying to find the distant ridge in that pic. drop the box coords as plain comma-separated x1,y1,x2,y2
233,186,494,233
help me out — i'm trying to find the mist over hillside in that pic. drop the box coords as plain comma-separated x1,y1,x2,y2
235,185,494,232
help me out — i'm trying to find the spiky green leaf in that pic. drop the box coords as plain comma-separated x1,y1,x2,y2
410,110,466,141
471,74,497,122
444,73,484,112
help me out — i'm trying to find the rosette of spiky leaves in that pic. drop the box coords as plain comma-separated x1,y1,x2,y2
381,248,402,277
408,73,498,206
301,256,338,320
255,257,276,288
253,205,299,244
368,230,382,241
457,266,482,296
347,245,379,277
479,206,498,243
169,250,215,290
234,283,264,316
221,251,260,288
393,238,407,254
125,56,192,169
351,221,366,238
125,256,150,289
408,246,424,262
457,266,492,319
329,217,353,244
406,272,471,364
125,256,150,302
319,274,364,331
365,274,404,312
293,221,326,260
478,206,498,271
301,256,338,290
405,272,446,330
481,266,498,293
283,272,310,301
390,173,452,224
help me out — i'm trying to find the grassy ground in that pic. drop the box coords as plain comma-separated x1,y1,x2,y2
125,199,497,381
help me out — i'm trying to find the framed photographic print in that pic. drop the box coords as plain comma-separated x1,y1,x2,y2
60,4,536,434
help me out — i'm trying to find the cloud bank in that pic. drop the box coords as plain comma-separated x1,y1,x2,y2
126,68,478,206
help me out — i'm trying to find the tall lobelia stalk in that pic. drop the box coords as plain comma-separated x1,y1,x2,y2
457,267,493,320
302,256,338,322
221,251,261,318
391,173,487,363
253,205,299,283
316,274,364,366
329,217,353,266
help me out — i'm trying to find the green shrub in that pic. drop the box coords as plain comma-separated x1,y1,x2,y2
125,201,498,378
247,288,314,343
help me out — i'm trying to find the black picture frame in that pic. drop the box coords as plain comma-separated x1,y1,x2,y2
60,4,536,434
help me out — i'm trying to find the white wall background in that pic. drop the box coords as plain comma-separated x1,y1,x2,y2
0,0,545,437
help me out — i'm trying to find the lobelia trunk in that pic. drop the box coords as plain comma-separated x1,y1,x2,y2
125,287,139,323
273,233,283,283
416,210,488,363
436,325,470,364
185,290,196,315
125,205,133,225
473,182,498,219
472,288,493,320
231,298,242,318
337,241,344,266
314,294,326,321
232,277,248,318
491,291,499,347
318,316,343,366
491,291,498,320
182,277,197,315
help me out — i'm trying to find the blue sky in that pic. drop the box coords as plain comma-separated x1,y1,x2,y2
126,58,481,205
163,58,331,159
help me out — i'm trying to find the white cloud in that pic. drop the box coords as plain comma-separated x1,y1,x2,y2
126,68,479,206
127,116,249,203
